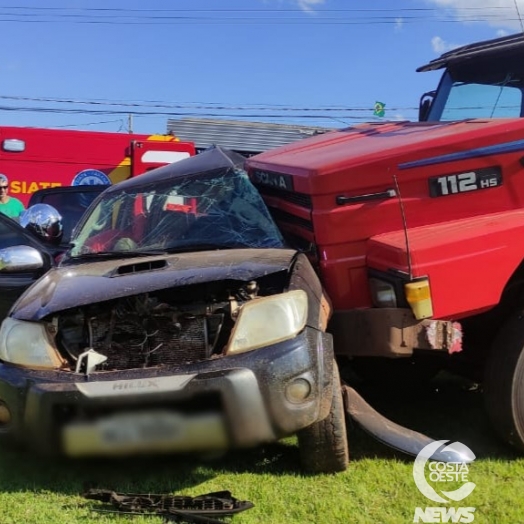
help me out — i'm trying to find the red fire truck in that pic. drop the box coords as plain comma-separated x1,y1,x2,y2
0,126,195,207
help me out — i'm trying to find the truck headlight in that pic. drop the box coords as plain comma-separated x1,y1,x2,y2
369,278,397,308
0,317,64,369
227,290,308,355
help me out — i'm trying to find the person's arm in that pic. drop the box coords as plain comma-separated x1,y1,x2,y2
17,199,25,217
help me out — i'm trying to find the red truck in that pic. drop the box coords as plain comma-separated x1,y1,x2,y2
246,33,524,453
0,126,195,207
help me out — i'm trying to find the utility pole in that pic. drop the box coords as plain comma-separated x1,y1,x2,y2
128,113,133,134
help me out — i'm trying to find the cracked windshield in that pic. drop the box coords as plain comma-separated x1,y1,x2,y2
69,168,284,257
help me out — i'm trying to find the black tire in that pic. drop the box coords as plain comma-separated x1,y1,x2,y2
484,312,524,451
297,361,349,473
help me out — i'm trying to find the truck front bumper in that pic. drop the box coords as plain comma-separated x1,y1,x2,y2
330,308,463,357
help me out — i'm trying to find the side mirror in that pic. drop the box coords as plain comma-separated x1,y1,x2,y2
20,204,63,246
419,90,436,122
419,99,431,122
0,245,44,272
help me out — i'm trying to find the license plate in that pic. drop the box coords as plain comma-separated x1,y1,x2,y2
62,411,228,457
99,411,182,445
63,410,184,455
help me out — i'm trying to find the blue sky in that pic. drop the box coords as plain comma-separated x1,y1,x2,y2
0,0,521,134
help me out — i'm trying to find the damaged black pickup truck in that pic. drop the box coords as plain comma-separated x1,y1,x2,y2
0,146,466,473
0,147,348,473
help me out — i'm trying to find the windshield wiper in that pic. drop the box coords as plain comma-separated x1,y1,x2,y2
67,249,168,261
163,243,247,253
66,244,256,262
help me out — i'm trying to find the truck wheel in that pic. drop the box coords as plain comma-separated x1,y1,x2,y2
297,362,349,473
484,312,524,451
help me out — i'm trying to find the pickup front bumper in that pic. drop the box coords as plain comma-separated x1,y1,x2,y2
0,328,334,456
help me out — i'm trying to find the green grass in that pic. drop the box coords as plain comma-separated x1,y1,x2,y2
0,375,523,524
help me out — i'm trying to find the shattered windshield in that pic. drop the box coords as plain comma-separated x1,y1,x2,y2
68,168,285,258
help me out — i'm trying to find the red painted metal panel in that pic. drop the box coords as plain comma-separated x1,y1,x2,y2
367,210,524,318
248,118,524,314
0,126,195,206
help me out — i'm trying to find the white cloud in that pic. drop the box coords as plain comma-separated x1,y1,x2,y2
431,35,463,52
263,0,326,14
426,0,524,31
395,17,404,32
295,0,326,13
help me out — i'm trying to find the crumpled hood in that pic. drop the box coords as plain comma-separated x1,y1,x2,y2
12,248,297,321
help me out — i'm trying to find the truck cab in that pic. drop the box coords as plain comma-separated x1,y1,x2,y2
418,33,524,122
246,33,524,454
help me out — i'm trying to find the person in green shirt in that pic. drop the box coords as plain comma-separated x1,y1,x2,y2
0,174,25,219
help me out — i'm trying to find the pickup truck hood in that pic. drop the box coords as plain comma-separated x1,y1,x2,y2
12,248,296,321
247,118,524,194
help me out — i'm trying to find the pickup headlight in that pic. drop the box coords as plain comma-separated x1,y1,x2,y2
227,290,308,355
0,317,64,369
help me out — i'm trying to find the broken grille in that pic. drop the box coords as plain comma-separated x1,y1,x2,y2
89,313,219,370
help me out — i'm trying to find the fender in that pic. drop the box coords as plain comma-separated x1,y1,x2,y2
367,209,524,319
